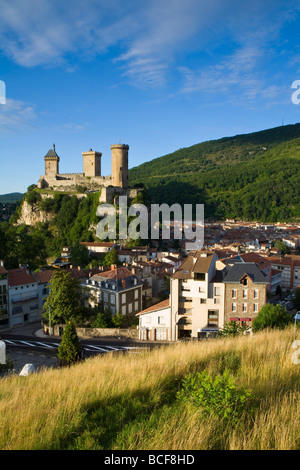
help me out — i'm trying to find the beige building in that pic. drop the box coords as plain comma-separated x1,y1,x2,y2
170,251,225,340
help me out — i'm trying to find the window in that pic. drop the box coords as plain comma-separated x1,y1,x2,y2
134,289,139,299
253,303,259,313
208,310,218,326
158,316,165,324
231,289,237,298
128,303,132,313
110,294,115,305
243,289,248,299
231,303,236,312
242,303,248,312
214,286,220,296
254,289,259,299
122,293,126,304
122,305,126,315
214,298,220,304
134,301,139,311
103,293,108,303
200,298,206,304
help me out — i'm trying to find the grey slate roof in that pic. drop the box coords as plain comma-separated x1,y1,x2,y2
45,144,59,158
223,262,268,284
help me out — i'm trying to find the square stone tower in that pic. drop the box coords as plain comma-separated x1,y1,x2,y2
82,149,102,177
44,144,60,176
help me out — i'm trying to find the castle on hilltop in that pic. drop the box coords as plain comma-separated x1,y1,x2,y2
38,143,141,203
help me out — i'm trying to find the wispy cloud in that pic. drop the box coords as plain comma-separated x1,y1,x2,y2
0,0,300,96
0,98,36,132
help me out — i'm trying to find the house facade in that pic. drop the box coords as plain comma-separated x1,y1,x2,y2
137,298,170,341
0,263,8,329
170,251,225,340
223,262,268,326
7,268,39,327
86,265,142,317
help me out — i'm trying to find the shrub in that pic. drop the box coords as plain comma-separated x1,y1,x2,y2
177,369,254,424
252,303,293,332
57,321,82,366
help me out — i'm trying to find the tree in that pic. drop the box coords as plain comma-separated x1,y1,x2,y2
293,288,300,311
111,312,124,328
43,270,85,326
252,303,293,332
103,248,119,267
70,242,90,268
57,321,82,366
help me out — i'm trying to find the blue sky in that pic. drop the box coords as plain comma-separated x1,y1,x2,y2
1,0,300,193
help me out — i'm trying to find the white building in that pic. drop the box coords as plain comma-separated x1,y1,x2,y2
137,298,170,341
170,251,225,340
8,268,39,327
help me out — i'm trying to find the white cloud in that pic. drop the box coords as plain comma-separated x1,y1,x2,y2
0,0,300,93
0,98,36,132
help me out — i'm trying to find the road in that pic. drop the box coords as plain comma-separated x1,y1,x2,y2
0,321,154,374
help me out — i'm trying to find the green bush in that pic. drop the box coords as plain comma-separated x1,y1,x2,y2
252,303,293,332
177,369,253,424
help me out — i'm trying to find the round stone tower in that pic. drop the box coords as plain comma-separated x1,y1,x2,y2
111,144,129,189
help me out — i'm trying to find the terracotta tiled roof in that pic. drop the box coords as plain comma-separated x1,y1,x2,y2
8,268,38,287
33,270,54,284
93,266,135,280
137,298,169,316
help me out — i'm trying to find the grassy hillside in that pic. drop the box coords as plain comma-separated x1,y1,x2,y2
0,327,299,450
129,124,300,222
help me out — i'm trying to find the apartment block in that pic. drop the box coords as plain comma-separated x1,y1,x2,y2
223,262,268,326
7,268,39,327
170,251,225,340
86,265,142,317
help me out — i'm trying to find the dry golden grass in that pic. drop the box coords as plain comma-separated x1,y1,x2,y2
0,327,299,450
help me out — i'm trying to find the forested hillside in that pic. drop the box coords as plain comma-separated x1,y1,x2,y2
128,124,300,222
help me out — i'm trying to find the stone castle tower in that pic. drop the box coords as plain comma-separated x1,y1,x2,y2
111,144,129,189
44,144,60,176
37,142,142,203
82,149,102,177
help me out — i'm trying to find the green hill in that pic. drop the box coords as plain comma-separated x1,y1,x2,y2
0,193,23,204
128,124,300,222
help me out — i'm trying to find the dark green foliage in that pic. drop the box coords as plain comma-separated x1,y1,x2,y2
43,270,86,325
176,369,254,424
293,288,300,311
57,321,82,366
252,303,294,332
129,123,300,222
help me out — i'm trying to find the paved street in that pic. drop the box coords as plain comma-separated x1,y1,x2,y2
0,321,152,375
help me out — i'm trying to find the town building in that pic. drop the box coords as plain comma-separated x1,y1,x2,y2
169,251,225,340
0,262,8,329
137,298,170,341
85,265,142,317
7,268,39,327
223,262,269,327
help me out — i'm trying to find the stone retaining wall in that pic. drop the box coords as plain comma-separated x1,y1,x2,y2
49,324,139,339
